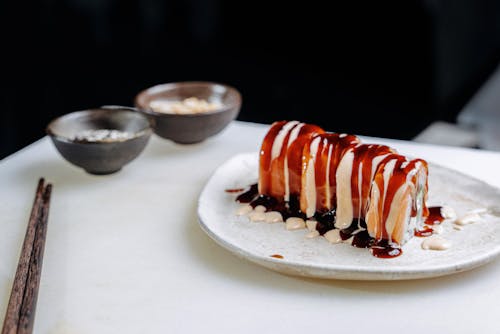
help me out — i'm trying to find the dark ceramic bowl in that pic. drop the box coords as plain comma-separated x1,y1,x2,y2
134,81,241,144
46,107,152,175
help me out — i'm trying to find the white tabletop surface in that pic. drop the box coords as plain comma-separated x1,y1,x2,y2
1,121,500,333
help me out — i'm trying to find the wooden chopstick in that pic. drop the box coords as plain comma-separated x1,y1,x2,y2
1,179,53,334
17,184,52,334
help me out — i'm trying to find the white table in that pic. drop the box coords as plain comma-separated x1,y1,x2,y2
1,121,500,333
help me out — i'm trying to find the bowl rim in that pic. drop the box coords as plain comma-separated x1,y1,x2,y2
46,107,153,145
134,81,242,117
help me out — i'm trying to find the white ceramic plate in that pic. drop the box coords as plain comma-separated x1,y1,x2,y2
198,152,500,280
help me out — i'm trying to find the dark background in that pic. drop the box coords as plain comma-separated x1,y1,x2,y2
1,0,499,159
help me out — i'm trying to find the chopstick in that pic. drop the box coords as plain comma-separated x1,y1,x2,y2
1,178,53,334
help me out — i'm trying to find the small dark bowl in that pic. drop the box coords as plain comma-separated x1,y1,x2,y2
46,107,152,175
134,81,241,144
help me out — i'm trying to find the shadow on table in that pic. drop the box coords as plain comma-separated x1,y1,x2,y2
9,156,127,192
140,136,214,159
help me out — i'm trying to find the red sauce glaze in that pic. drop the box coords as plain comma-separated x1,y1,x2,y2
258,121,324,200
302,133,359,213
241,121,431,258
258,120,287,197
425,206,445,225
349,144,394,219
270,254,284,259
369,156,429,243
287,124,324,199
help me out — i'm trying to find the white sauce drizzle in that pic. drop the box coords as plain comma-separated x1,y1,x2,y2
381,159,397,212
421,236,451,250
249,211,266,222
270,121,298,161
304,136,321,217
384,186,409,243
357,161,363,220
432,225,444,234
283,123,305,201
471,208,489,215
287,123,304,146
304,159,316,218
370,154,391,181
366,184,381,239
440,206,456,220
306,231,320,238
455,212,482,226
235,204,253,216
283,159,290,201
335,150,355,229
285,217,306,230
325,144,333,209
324,229,343,244
265,211,283,223
305,220,317,231
309,136,321,160
351,227,365,235
254,205,266,213
375,158,398,240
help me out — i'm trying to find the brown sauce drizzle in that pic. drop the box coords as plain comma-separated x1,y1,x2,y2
339,219,373,248
349,144,394,220
234,186,404,258
425,206,445,225
237,185,306,220
370,240,403,258
234,121,430,259
258,120,288,197
314,210,336,235
288,125,325,201
339,220,359,240
235,184,258,203
299,133,360,213
352,230,373,248
225,188,245,193
249,194,277,209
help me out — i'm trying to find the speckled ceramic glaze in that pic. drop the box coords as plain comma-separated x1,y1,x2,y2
135,82,241,144
47,107,152,174
198,152,500,280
